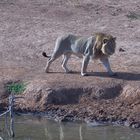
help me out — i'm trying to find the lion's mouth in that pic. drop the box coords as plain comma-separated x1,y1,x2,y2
108,52,114,55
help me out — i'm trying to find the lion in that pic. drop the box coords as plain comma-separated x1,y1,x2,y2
42,33,116,76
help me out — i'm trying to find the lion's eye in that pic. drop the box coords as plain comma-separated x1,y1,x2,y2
103,39,108,44
113,37,116,41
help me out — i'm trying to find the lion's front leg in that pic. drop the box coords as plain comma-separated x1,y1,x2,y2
81,55,90,76
61,54,71,73
100,57,116,76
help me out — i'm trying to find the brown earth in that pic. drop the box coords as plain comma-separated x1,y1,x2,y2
0,0,140,128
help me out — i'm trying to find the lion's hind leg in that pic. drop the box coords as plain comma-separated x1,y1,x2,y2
45,57,54,73
61,54,71,73
45,52,62,73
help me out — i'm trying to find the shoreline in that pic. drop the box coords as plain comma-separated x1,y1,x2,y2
1,110,140,129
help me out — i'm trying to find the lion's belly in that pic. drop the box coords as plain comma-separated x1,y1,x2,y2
72,52,83,58
71,40,87,54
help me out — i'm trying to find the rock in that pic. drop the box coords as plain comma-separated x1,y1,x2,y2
119,48,126,52
90,83,122,100
61,114,75,122
120,85,140,103
131,122,140,128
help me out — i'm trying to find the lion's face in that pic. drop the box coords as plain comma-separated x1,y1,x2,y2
101,37,116,56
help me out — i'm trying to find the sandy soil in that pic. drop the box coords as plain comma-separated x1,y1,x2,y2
0,0,140,128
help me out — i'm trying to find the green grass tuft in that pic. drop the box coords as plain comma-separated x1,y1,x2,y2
6,82,26,94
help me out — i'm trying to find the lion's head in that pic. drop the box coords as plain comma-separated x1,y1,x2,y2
95,33,116,56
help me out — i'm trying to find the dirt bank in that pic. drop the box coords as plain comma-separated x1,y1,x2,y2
0,0,140,128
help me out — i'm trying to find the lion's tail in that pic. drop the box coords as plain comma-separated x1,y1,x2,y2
42,52,51,58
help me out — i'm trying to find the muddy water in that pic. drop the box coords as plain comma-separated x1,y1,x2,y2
0,115,140,140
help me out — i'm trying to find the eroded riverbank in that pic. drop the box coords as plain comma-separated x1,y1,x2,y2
0,77,140,129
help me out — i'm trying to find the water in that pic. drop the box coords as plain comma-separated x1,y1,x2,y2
0,115,140,140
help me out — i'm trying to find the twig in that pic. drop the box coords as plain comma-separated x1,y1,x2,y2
9,93,15,137
0,109,10,117
5,112,10,137
0,93,16,137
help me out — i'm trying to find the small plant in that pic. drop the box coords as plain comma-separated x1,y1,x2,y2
126,11,140,20
6,81,26,94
